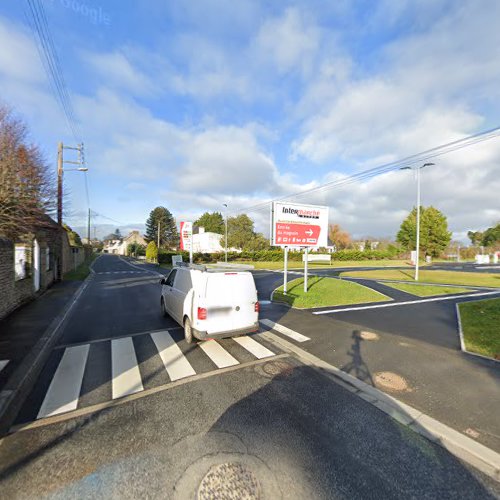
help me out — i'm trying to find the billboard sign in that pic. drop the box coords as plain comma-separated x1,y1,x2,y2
271,202,329,248
180,221,192,251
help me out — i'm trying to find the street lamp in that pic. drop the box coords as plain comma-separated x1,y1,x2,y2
401,162,435,281
223,203,228,263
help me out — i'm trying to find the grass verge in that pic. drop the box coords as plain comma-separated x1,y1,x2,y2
273,276,390,308
458,298,500,359
341,269,500,288
381,282,470,297
64,253,98,281
233,259,412,270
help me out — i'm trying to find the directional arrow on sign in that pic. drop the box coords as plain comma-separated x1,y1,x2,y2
305,229,313,236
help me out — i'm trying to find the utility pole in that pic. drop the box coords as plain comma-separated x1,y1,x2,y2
223,203,228,263
57,142,63,226
87,208,91,243
157,221,160,263
57,142,87,227
56,142,88,279
415,165,422,281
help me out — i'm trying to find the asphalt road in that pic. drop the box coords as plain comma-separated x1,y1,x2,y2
1,255,498,498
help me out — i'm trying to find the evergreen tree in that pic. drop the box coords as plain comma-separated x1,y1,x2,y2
145,206,179,249
194,212,224,234
397,206,452,257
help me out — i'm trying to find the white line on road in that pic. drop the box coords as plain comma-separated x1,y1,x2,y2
150,331,196,381
260,319,310,342
119,256,162,276
199,340,239,368
233,336,275,359
37,344,89,418
313,290,500,315
111,337,144,399
0,360,9,372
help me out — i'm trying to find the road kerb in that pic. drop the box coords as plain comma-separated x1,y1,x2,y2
0,255,100,435
258,330,500,482
455,302,500,365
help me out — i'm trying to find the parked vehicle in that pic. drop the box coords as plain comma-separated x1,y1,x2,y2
160,263,260,343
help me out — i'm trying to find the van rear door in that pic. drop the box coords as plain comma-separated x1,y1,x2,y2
204,272,257,334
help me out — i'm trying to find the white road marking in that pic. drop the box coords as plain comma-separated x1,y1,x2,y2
260,319,310,342
111,337,144,399
233,336,275,359
313,290,500,315
151,331,196,381
37,344,89,418
199,340,239,368
0,360,9,372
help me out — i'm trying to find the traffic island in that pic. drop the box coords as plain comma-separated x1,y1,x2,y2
340,269,500,288
272,276,390,308
380,282,471,297
457,298,500,362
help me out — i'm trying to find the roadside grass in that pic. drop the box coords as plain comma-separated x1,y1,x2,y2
273,276,390,308
458,298,500,359
234,259,412,270
340,269,500,288
64,252,98,281
381,282,471,297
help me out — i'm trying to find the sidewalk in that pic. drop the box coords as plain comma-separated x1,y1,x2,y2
260,302,500,453
0,281,81,393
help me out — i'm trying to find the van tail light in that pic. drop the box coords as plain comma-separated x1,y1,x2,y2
197,307,207,320
255,302,260,313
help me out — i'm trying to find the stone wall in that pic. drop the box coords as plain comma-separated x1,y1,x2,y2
0,235,57,320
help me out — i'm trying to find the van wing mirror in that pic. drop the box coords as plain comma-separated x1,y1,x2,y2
159,278,166,285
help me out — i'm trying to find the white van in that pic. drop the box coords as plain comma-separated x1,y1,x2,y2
160,263,260,343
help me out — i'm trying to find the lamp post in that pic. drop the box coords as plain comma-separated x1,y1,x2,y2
401,162,434,281
223,203,228,263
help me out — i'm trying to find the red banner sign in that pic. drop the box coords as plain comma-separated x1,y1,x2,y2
274,223,321,246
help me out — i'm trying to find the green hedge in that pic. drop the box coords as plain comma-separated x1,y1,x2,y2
157,248,403,264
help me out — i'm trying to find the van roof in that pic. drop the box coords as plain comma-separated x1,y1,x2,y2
174,262,254,273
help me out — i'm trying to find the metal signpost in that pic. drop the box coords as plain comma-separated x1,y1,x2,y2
180,221,193,264
271,202,329,293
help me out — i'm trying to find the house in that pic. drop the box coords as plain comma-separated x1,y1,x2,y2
0,215,89,320
103,231,147,255
192,227,224,253
103,239,122,254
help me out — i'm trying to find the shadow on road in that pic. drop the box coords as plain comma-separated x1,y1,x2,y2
340,330,374,386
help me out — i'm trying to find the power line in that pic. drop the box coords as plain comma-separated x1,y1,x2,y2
25,0,81,142
233,125,500,215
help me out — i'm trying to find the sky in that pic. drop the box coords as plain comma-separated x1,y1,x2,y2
0,0,499,242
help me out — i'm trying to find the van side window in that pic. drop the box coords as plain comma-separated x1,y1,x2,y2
165,269,177,287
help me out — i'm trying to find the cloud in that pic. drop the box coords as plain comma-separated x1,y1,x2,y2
252,8,320,77
0,17,44,83
82,50,159,97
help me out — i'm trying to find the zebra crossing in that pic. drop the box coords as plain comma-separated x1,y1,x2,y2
96,271,148,275
22,331,278,423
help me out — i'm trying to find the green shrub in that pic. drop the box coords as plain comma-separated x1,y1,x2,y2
145,241,158,262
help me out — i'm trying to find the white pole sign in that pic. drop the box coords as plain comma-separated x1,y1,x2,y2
271,202,329,248
180,221,193,263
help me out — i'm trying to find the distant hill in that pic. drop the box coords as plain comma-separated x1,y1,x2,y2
73,223,146,241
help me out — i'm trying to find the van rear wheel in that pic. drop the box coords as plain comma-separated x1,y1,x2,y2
184,318,194,344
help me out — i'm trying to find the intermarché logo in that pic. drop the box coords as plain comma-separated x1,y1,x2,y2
281,206,320,219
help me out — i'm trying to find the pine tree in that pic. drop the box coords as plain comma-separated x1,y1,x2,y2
397,206,452,257
145,207,179,249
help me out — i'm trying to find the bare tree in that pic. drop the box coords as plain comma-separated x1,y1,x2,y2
0,104,55,238
328,223,351,250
